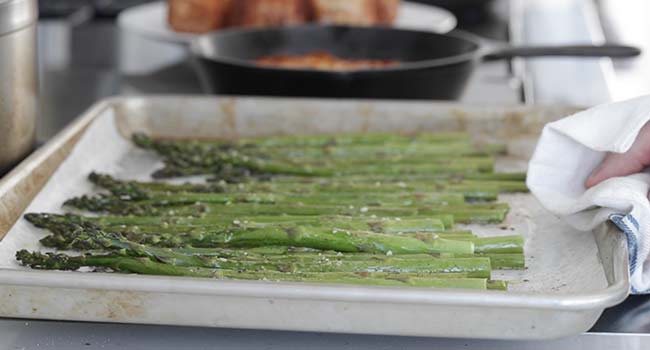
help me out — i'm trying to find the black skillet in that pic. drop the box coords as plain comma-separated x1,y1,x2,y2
190,25,640,100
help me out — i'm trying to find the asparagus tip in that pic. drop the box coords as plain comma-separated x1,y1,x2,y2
16,250,82,271
24,213,52,227
132,133,154,149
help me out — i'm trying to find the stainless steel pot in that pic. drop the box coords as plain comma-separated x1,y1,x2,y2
0,0,37,174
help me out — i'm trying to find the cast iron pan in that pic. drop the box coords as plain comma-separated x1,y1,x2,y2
190,25,640,100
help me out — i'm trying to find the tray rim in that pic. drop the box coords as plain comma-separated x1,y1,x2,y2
0,95,630,313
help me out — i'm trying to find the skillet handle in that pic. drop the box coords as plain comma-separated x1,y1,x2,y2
483,44,641,61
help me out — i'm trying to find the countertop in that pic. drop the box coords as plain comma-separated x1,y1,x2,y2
1,322,649,350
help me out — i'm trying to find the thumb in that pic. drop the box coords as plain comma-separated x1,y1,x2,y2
585,122,650,188
585,152,645,188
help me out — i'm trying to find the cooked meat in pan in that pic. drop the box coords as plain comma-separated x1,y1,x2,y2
255,51,400,71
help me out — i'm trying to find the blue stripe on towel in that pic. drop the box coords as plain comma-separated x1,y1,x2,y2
628,214,641,231
610,213,641,294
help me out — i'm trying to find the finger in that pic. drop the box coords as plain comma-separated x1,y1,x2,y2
585,152,645,188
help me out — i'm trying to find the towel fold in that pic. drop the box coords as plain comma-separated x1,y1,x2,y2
527,95,650,293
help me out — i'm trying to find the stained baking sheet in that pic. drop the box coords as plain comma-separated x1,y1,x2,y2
0,96,629,339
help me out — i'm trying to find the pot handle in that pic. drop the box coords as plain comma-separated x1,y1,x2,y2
483,44,641,61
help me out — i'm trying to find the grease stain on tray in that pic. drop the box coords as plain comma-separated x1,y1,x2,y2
219,99,237,137
79,290,146,320
0,287,19,315
451,109,468,131
357,104,375,133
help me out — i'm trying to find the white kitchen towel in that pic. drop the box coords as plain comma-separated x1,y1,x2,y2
527,95,650,294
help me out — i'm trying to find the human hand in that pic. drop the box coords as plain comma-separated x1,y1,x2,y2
586,122,650,188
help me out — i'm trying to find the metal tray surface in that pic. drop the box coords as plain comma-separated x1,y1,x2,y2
0,96,629,339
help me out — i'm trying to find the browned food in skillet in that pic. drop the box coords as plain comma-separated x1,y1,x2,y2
255,51,400,71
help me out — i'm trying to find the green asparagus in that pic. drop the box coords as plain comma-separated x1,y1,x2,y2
25,213,449,235
17,131,528,291
63,194,509,224
16,250,492,290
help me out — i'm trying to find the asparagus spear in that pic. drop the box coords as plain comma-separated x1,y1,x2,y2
224,246,461,260
153,251,493,276
283,142,506,157
34,228,478,272
35,215,474,254
36,224,490,276
88,172,229,197
119,217,450,236
282,155,495,170
26,213,449,237
259,179,505,201
240,133,476,149
365,228,524,267
274,173,525,185
266,175,527,200
450,235,524,254
63,194,509,224
151,160,496,179
132,132,473,150
134,134,332,177
236,132,431,147
132,133,502,158
89,173,522,207
474,236,524,254
386,232,524,264
487,280,509,291
452,252,524,270
89,172,486,205
462,173,526,182
16,250,491,290
27,213,460,255
41,228,492,276
89,172,523,207
439,230,474,235
90,187,467,210
482,253,525,269
398,232,476,241
140,190,470,209
456,180,528,193
26,213,456,235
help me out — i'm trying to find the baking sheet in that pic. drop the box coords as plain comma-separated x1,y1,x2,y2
0,96,629,339
0,99,606,294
